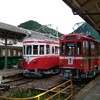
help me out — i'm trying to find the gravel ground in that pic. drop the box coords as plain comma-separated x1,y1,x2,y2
1,74,65,96
32,74,65,90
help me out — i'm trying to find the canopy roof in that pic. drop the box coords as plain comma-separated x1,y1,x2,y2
0,22,27,40
63,0,100,34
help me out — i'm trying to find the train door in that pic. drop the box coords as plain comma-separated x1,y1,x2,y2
89,42,98,69
83,40,90,72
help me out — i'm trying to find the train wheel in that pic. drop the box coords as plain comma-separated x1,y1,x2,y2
51,68,60,75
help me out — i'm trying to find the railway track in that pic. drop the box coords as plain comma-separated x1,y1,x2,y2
1,73,99,98
73,73,100,95
0,74,64,96
0,77,34,96
73,80,90,95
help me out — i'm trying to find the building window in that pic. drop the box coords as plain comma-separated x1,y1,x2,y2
13,50,17,56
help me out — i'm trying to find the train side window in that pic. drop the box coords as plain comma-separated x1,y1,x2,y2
55,47,58,54
83,41,89,56
40,45,44,55
77,42,81,55
90,42,97,56
61,42,65,54
26,45,32,55
52,46,55,54
33,45,38,55
46,45,50,54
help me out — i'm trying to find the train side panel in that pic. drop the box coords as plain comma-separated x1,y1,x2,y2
22,56,59,70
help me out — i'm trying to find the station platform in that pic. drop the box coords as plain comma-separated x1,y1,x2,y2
75,74,100,100
0,68,23,84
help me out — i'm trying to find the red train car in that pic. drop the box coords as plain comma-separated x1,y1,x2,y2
22,32,60,77
60,33,100,79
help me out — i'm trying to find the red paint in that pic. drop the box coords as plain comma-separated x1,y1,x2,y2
22,56,59,70
60,34,100,73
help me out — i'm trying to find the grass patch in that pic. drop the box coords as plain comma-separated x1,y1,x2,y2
7,86,72,100
8,86,42,98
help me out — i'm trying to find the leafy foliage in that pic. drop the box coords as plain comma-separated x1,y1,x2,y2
18,20,62,37
8,86,70,99
8,86,42,98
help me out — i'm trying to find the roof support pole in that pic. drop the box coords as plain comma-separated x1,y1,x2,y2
4,37,7,69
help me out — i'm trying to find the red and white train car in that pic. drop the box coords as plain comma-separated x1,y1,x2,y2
60,33,100,79
22,32,60,77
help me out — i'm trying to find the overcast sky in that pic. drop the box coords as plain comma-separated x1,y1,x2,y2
0,0,84,34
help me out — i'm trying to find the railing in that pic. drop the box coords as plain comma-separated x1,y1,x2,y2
0,80,73,100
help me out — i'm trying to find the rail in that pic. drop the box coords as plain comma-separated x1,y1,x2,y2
0,80,73,100
0,69,22,84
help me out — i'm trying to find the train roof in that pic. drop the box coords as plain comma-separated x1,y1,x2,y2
0,22,27,40
24,31,59,42
62,33,100,42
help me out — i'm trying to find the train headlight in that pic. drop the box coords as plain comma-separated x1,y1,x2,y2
33,60,37,63
77,35,81,40
80,64,82,66
60,36,64,40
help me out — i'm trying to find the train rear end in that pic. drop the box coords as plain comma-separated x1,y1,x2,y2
60,34,100,80
22,33,60,77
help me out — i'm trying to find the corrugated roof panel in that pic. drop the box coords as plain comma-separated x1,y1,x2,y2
63,0,100,34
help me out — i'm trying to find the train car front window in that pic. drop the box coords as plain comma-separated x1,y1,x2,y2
40,45,44,55
52,46,55,54
46,45,50,54
26,45,32,55
66,36,75,40
33,45,38,55
23,45,25,55
55,47,58,54
66,42,75,55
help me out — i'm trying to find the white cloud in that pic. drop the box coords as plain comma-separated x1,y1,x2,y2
0,0,84,34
